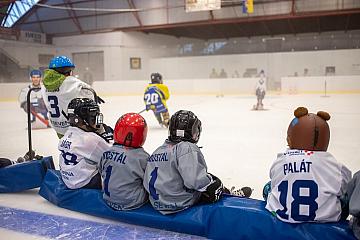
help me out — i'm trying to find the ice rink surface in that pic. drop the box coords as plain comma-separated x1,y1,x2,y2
0,93,359,239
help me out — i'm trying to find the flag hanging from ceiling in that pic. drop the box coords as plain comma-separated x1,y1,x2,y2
242,0,254,14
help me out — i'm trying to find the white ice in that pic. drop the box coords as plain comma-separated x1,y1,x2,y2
0,93,359,239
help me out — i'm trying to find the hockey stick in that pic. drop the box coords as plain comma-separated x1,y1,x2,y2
30,109,49,126
138,109,147,114
81,87,105,104
26,87,41,161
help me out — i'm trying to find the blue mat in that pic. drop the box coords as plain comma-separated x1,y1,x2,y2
0,206,199,240
0,156,54,193
39,170,356,240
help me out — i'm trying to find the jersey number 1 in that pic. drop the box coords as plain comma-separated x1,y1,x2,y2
276,180,318,221
104,165,113,197
149,167,159,200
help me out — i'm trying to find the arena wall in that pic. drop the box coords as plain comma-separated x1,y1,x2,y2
281,75,360,94
1,76,360,101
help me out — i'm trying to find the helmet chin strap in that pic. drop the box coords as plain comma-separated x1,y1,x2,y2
124,133,133,146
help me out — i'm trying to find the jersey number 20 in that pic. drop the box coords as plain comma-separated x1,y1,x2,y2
276,180,319,221
144,93,159,105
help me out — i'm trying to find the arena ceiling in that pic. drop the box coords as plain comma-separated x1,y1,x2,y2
1,0,360,40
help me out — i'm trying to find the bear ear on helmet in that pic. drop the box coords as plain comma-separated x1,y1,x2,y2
287,107,331,152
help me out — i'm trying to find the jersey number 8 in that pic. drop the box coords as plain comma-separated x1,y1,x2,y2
276,180,319,222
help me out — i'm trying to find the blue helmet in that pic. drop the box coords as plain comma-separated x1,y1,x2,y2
30,69,42,77
49,56,75,69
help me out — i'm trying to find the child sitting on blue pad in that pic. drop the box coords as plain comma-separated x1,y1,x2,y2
58,98,112,190
100,113,150,210
143,110,252,215
265,107,351,223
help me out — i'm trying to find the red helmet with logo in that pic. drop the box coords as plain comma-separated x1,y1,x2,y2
114,113,148,148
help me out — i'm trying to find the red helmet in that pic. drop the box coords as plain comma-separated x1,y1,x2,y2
114,113,148,148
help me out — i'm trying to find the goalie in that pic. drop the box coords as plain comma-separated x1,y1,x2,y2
143,73,170,127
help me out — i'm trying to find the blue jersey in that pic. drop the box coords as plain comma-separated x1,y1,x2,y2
144,86,167,113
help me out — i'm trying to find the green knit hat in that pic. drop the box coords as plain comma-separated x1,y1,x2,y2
43,69,66,91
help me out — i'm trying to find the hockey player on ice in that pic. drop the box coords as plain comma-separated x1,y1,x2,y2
58,98,112,190
253,70,266,110
19,69,50,128
143,73,170,127
41,56,102,138
100,113,150,211
143,110,252,215
264,107,351,223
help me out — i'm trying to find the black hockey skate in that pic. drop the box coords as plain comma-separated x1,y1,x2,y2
16,150,43,163
229,186,253,198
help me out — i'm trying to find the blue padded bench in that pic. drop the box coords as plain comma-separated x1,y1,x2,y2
0,156,55,193
39,170,356,240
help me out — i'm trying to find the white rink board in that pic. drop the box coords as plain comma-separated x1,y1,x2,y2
281,75,360,93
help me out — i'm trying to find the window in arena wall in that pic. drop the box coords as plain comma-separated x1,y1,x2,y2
202,41,227,55
179,43,193,55
325,66,336,76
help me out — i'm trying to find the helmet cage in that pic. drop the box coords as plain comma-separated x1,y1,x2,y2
68,99,103,130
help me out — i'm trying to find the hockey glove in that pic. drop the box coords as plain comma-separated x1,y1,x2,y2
99,124,114,142
20,102,27,113
200,174,224,203
350,217,360,240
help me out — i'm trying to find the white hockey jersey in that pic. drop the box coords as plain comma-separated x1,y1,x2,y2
255,79,266,93
41,76,93,136
266,149,351,223
59,126,111,189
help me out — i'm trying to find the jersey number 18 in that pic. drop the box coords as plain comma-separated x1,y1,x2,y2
276,180,319,222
